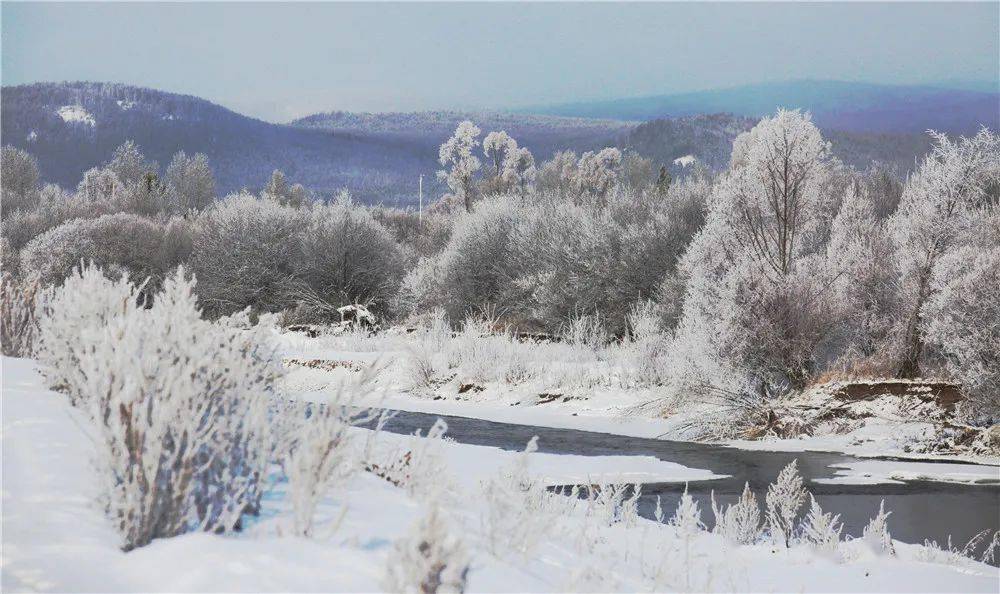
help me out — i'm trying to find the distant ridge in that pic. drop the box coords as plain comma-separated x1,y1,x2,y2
2,81,960,205
525,80,1000,134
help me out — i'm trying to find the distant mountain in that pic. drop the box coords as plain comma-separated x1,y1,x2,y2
1,83,634,206
2,82,950,208
527,80,1000,134
290,110,633,162
1,82,448,205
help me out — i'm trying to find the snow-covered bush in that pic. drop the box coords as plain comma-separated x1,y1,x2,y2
42,267,280,550
0,272,40,356
711,482,761,545
190,192,305,317
384,504,470,594
799,494,843,557
289,195,405,321
405,197,520,322
922,246,1000,422
765,460,807,547
20,213,190,296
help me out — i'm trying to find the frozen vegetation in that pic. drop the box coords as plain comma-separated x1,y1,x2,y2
1,106,999,591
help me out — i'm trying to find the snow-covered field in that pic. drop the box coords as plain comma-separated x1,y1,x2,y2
4,355,998,592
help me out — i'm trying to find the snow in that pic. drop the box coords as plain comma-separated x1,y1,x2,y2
57,105,95,126
674,154,697,167
4,355,998,592
26,130,38,143
814,460,1000,486
116,99,136,110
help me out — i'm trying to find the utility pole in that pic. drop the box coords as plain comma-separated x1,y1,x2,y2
418,174,423,224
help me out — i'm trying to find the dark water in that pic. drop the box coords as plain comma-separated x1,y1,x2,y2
366,409,1000,556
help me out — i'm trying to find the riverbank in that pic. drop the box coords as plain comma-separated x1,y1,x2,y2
275,326,1000,481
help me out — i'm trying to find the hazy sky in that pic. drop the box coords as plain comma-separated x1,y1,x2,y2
3,2,998,123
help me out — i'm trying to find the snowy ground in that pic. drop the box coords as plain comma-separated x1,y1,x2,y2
4,355,999,592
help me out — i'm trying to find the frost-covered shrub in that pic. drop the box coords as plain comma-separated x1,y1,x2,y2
586,483,642,528
411,197,520,322
284,402,364,538
0,272,40,357
799,495,843,557
40,267,280,550
2,184,108,253
765,460,807,547
190,192,305,317
670,487,705,592
711,482,761,545
290,195,405,321
923,247,1000,422
19,213,189,296
481,437,558,557
34,264,144,397
861,500,894,556
384,504,470,594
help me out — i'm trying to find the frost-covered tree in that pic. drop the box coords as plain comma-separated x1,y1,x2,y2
483,130,515,177
502,146,536,197
536,150,579,197
165,151,216,213
922,246,1000,421
264,169,310,207
265,169,289,199
1,145,40,213
827,186,900,367
437,121,482,212
888,129,1000,377
107,140,157,188
671,110,840,399
190,192,305,317
576,147,622,201
77,167,122,204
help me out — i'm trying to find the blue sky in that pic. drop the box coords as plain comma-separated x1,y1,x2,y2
3,2,998,123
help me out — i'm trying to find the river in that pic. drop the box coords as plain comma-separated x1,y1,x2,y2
366,408,1000,558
